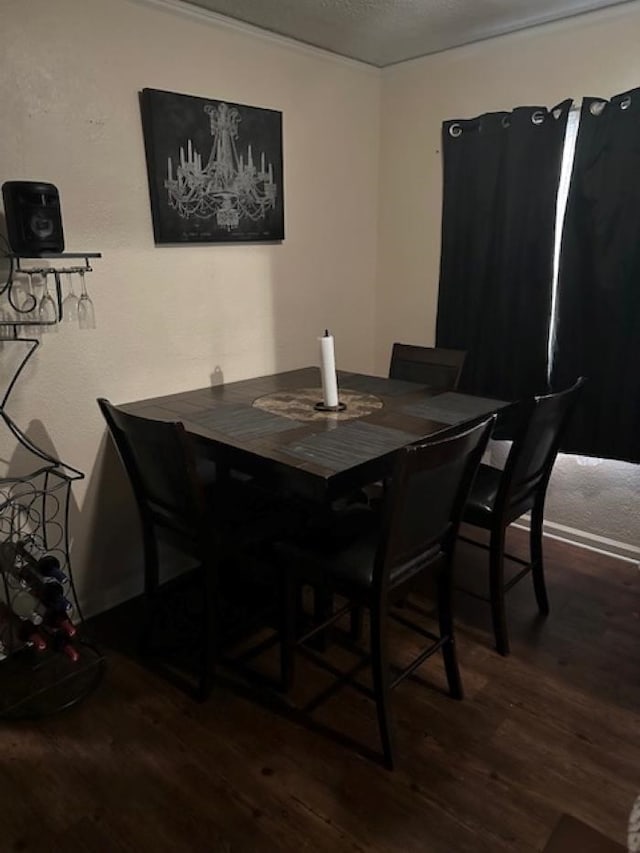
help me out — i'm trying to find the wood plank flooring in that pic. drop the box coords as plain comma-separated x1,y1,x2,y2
1,528,638,852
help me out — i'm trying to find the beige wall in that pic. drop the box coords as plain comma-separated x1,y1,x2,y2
0,0,380,612
376,1,640,556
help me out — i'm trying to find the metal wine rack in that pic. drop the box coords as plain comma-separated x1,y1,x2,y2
0,248,105,719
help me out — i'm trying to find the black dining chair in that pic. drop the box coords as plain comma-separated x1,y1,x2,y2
389,343,467,390
97,398,300,700
278,416,495,769
458,378,586,656
353,344,468,514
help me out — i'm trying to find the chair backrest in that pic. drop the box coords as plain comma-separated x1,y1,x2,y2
498,377,586,522
389,343,466,391
97,398,206,543
374,416,495,592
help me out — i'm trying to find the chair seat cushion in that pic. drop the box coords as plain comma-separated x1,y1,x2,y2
276,506,375,587
278,506,441,593
463,463,502,526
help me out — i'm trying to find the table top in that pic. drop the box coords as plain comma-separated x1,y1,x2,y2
122,368,509,502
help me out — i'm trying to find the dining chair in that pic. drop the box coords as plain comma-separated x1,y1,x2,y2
97,398,300,700
353,343,468,515
389,343,467,390
278,416,495,769
458,377,586,656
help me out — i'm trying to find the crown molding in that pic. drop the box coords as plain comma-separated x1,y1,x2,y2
127,0,380,74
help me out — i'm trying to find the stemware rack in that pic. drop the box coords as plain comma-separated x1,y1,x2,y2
1,252,101,331
0,249,105,718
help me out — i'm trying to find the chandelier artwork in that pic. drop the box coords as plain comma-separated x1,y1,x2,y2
141,88,284,244
166,102,277,230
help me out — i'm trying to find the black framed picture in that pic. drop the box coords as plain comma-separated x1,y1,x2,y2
140,88,284,244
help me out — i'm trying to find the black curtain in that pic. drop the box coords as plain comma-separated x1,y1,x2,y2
551,88,640,463
436,102,570,401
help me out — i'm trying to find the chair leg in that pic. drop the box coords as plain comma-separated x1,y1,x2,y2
437,568,463,700
530,502,550,615
280,569,297,693
489,526,510,656
370,605,395,770
311,585,333,651
197,628,216,701
295,584,305,634
198,560,218,702
349,606,363,642
140,533,159,657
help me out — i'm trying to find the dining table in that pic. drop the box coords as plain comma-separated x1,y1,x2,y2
121,367,511,504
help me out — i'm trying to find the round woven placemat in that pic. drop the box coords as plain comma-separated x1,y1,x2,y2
253,387,383,422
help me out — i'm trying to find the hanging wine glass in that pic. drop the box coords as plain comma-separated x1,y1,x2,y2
62,271,79,323
9,271,36,317
20,272,38,315
38,272,58,332
77,270,96,330
19,272,41,339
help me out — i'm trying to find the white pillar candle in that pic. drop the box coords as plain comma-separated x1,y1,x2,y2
261,151,265,173
319,330,339,408
167,156,173,181
187,139,192,164
180,147,185,167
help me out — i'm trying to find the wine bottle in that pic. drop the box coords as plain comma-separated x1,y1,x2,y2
44,589,74,616
36,554,67,584
18,623,47,652
11,589,44,625
14,569,72,615
15,563,56,595
57,638,80,663
15,543,67,585
46,612,77,638
0,600,47,652
37,581,65,605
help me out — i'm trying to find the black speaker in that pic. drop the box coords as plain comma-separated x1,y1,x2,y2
2,181,65,255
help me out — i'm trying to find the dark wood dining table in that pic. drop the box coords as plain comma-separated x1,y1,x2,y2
121,367,510,504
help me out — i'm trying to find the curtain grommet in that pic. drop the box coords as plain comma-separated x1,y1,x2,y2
501,116,511,129
620,95,632,111
449,123,462,138
531,110,545,126
589,100,606,116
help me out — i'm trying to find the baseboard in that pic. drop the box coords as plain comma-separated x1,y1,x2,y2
512,518,640,566
80,559,194,621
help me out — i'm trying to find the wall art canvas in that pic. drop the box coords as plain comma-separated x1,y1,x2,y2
140,88,284,244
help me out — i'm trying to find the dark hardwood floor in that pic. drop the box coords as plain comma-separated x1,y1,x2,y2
1,528,638,852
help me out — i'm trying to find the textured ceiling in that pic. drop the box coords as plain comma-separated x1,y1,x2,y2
178,0,631,66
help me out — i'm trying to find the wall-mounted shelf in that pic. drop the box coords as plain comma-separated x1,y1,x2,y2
1,249,101,331
9,253,102,259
